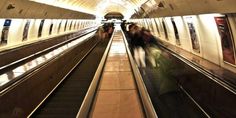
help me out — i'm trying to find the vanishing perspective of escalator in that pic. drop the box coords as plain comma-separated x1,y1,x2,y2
31,29,111,117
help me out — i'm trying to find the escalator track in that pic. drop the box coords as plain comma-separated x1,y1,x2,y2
30,35,110,117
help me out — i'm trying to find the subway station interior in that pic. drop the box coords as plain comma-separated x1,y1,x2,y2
0,0,236,118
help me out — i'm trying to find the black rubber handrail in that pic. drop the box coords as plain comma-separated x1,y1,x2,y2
28,34,101,117
76,30,115,118
77,29,157,118
122,30,158,118
0,26,98,72
0,31,97,94
0,26,97,55
157,41,236,95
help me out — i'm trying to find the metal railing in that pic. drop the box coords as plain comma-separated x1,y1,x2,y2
76,29,115,118
121,30,158,118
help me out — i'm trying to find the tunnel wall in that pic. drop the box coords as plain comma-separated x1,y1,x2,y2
0,19,99,51
129,13,236,73
133,0,236,18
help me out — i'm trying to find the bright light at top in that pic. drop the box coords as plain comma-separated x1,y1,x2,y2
30,0,147,19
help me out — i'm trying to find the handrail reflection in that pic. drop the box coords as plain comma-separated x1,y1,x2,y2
121,30,158,118
0,31,96,93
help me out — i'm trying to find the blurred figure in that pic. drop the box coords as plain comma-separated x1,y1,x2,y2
95,23,114,40
103,23,114,38
127,23,136,53
131,25,146,67
146,45,161,67
121,20,127,32
127,24,136,42
95,26,105,40
141,27,157,45
141,27,161,68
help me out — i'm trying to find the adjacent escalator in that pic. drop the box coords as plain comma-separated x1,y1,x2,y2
124,27,236,117
123,31,208,118
30,34,110,117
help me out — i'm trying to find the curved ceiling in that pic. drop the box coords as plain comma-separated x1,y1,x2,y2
104,12,124,19
30,0,148,19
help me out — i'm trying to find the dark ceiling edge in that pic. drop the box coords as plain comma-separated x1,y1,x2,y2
28,1,96,19
130,0,236,19
0,0,96,19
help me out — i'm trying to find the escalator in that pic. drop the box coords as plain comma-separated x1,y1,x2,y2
0,28,104,117
30,33,110,117
123,29,236,118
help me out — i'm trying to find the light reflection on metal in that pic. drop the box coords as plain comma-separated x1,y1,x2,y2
0,74,10,86
0,31,96,87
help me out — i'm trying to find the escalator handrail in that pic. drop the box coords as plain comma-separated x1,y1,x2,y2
28,33,100,117
76,31,115,118
0,26,98,71
157,40,236,95
121,30,158,118
0,26,98,54
0,31,97,95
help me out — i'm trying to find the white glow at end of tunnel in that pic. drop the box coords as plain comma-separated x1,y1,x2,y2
30,0,148,19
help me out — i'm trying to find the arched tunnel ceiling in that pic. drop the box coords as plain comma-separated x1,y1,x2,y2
29,0,236,19
30,0,148,19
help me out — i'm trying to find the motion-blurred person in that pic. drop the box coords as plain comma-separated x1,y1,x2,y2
141,27,161,68
128,23,136,38
103,23,114,38
142,28,157,46
131,25,146,67
95,26,105,40
147,45,161,68
127,23,136,54
121,20,126,32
